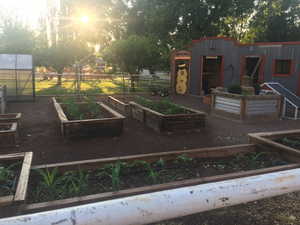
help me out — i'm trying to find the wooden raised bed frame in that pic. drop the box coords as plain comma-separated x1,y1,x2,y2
0,123,18,147
0,113,22,127
52,97,125,137
211,91,283,122
129,101,206,133
249,129,300,157
0,152,33,218
24,144,300,214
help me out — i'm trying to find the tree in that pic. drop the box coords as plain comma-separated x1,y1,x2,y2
39,40,91,85
250,0,300,42
0,19,36,54
103,35,161,89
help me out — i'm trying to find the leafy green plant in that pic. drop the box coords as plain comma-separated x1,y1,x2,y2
101,162,123,191
34,168,64,200
132,160,160,184
62,96,101,120
62,97,82,120
0,162,20,195
227,84,242,95
281,137,300,148
135,96,186,115
176,154,193,164
62,169,89,195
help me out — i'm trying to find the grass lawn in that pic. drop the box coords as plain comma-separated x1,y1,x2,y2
35,77,168,95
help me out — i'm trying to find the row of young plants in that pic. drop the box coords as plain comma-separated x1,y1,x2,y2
134,96,189,115
27,151,287,203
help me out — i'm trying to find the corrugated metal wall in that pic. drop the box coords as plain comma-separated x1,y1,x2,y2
246,99,278,115
190,38,300,96
215,96,241,114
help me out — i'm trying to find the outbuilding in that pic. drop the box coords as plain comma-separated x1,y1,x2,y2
171,37,300,96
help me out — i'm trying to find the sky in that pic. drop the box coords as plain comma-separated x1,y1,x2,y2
0,0,47,28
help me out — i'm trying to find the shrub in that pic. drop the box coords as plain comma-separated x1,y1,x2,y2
228,84,242,95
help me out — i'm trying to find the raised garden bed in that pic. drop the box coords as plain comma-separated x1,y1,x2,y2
0,113,22,127
129,97,206,133
211,91,282,122
0,152,33,218
53,97,125,137
249,129,300,157
22,144,300,214
0,123,18,147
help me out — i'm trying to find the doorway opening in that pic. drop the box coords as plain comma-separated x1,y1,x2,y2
244,56,262,86
202,56,223,95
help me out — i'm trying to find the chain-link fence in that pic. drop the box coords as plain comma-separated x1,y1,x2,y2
35,73,170,96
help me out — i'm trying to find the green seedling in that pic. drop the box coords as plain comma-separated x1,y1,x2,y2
176,154,193,164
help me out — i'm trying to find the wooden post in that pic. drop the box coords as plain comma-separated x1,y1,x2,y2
240,97,246,120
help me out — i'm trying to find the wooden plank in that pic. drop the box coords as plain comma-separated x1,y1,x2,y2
0,153,24,160
0,195,14,207
32,144,256,170
98,102,125,119
54,102,68,122
249,134,300,157
14,152,33,202
24,163,300,212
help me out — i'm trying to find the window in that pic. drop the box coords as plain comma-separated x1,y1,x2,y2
273,59,293,76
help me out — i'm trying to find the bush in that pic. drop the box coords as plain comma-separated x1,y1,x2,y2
228,84,242,94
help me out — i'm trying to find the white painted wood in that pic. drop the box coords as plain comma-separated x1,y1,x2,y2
2,168,300,225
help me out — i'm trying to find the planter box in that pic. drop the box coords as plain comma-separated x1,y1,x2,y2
0,123,18,147
249,130,300,158
211,91,282,122
23,144,300,214
0,113,22,127
105,96,131,116
129,101,206,133
53,97,125,137
0,152,33,218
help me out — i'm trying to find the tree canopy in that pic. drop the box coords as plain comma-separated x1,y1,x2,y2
1,0,300,74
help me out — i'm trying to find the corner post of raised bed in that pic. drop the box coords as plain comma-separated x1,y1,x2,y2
278,95,284,118
210,93,216,109
240,96,246,120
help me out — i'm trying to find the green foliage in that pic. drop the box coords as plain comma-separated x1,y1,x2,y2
132,160,159,184
61,169,89,195
34,168,64,200
281,137,300,148
228,84,242,95
103,162,123,191
103,35,161,74
176,154,193,164
135,96,187,115
0,19,36,54
62,96,101,120
0,162,20,195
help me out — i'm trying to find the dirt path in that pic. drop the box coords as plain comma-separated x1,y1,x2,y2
4,95,300,225
5,95,300,166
